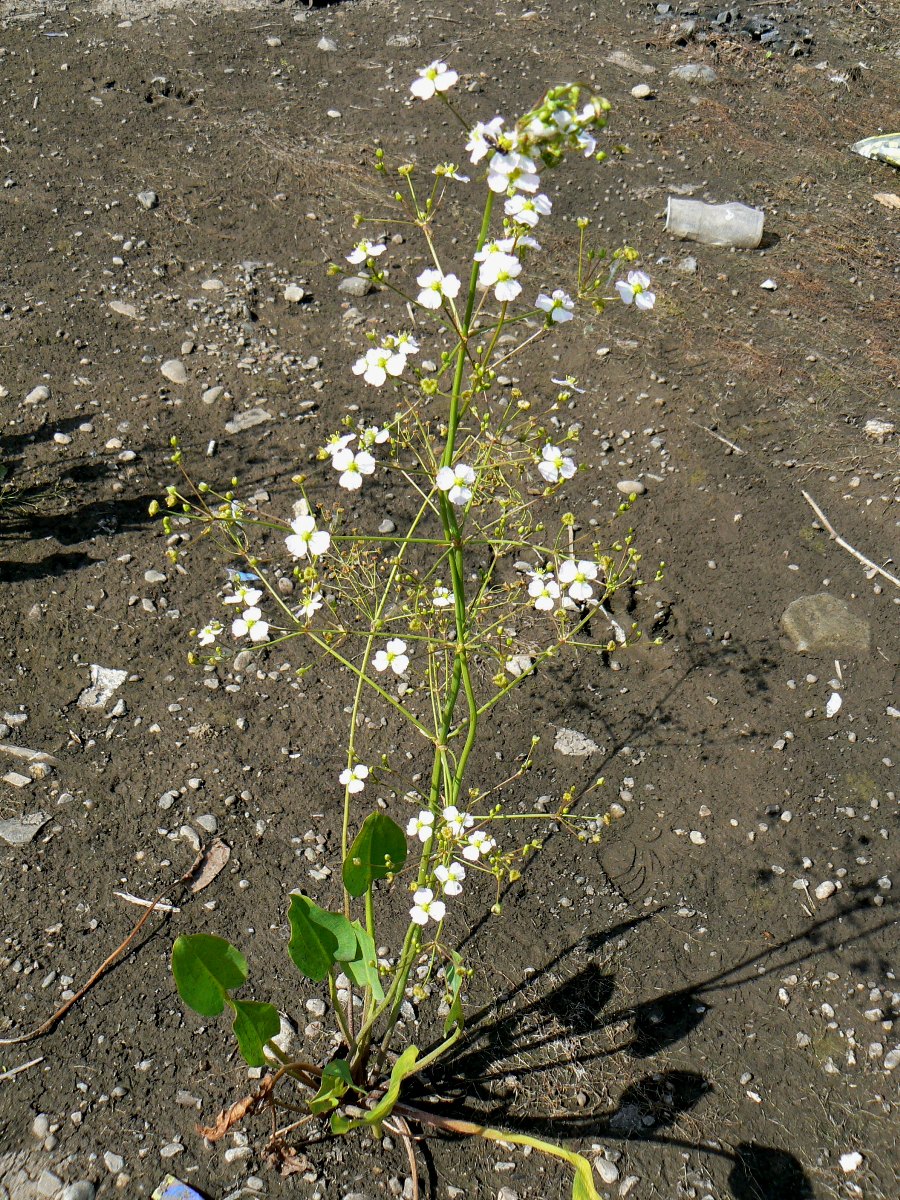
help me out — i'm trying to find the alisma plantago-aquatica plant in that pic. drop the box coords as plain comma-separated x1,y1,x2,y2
156,61,660,1199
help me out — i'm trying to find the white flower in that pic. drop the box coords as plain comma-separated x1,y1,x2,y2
373,637,409,675
505,193,551,228
474,237,515,262
558,558,598,602
536,289,574,323
528,574,561,612
416,268,461,310
346,240,386,265
297,591,323,623
332,448,376,491
615,270,656,311
486,151,539,194
339,763,369,794
431,584,453,609
196,620,223,646
410,61,458,101
223,583,262,607
352,345,406,387
324,432,356,458
390,331,420,358
406,810,435,842
435,862,466,896
477,251,522,302
462,830,496,862
442,805,474,837
409,887,446,926
285,514,331,559
466,116,505,165
231,606,270,643
436,463,476,507
537,444,576,484
359,425,391,450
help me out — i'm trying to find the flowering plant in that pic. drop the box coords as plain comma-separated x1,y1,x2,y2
157,64,659,1198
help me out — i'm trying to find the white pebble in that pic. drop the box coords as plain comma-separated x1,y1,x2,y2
595,1158,619,1184
284,284,305,302
839,1151,862,1173
815,881,837,901
689,830,706,845
161,359,187,385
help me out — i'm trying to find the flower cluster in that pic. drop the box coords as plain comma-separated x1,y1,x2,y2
323,424,392,492
352,333,419,388
405,804,496,926
527,557,601,612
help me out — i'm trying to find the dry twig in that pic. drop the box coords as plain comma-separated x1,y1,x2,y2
802,490,900,588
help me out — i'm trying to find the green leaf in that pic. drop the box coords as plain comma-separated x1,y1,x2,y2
229,999,281,1068
444,950,465,1035
287,894,357,981
308,1059,354,1116
171,934,247,1017
343,922,384,1004
571,1154,601,1200
342,812,407,897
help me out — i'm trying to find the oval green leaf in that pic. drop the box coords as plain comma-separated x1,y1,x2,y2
342,812,408,897
171,934,248,1017
343,921,384,1004
287,894,357,981
230,999,281,1068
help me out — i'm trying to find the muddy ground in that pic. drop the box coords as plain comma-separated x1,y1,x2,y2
0,0,898,1198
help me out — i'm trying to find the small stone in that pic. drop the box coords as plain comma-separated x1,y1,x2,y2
677,256,698,273
554,728,600,756
378,518,397,534
616,479,646,495
284,284,306,302
266,36,282,47
0,812,49,845
386,33,420,48
863,418,894,442
781,594,870,656
108,300,138,318
498,1189,519,1200
689,830,706,845
160,1142,184,1158
631,83,652,99
882,1046,900,1070
760,278,778,290
103,1152,124,1174
144,569,167,584
62,1185,96,1200
202,385,224,404
224,1146,252,1163
161,359,188,385
2,770,32,788
137,190,159,209
24,384,50,404
670,63,717,83
317,36,337,51
595,1159,619,1185
37,1176,63,1200
839,1152,863,1173
224,407,272,434
31,1113,50,1138
195,814,218,834
78,664,128,710
338,275,373,297
814,880,837,901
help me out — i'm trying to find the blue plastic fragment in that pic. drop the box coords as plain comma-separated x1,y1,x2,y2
151,1177,208,1200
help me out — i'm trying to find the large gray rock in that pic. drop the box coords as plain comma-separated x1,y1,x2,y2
781,594,870,656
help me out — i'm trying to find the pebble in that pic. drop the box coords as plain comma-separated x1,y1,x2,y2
677,256,698,273
689,830,706,845
815,881,837,901
103,1152,124,1173
202,385,224,404
161,359,188,385
616,479,646,495
317,36,337,51
137,190,159,209
839,1151,863,1173
595,1158,620,1184
338,275,373,297
160,1142,184,1158
284,284,305,302
378,518,397,534
108,300,138,318
863,417,895,442
78,665,128,710
266,36,282,48
31,1113,50,1138
0,812,49,845
498,1189,519,1200
631,83,652,99
883,1046,900,1070
670,63,718,83
144,569,167,584
554,727,600,756
201,279,223,292
62,1187,96,1200
760,278,778,290
225,407,273,434
25,384,50,405
195,813,218,834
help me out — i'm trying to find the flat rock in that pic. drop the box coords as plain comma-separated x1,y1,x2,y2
24,384,50,404
137,190,159,209
617,479,646,495
161,359,188,385
338,275,373,297
62,1186,96,1200
631,83,653,99
108,300,139,318
554,728,600,756
781,594,870,656
670,63,718,84
224,407,272,434
0,812,49,846
202,385,224,404
78,664,128,709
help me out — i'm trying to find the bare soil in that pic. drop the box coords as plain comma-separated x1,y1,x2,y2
1,1,898,1199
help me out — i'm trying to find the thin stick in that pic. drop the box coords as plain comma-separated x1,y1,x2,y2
114,890,180,913
388,1114,420,1200
689,419,747,455
0,851,204,1046
0,1056,44,1081
802,490,900,588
